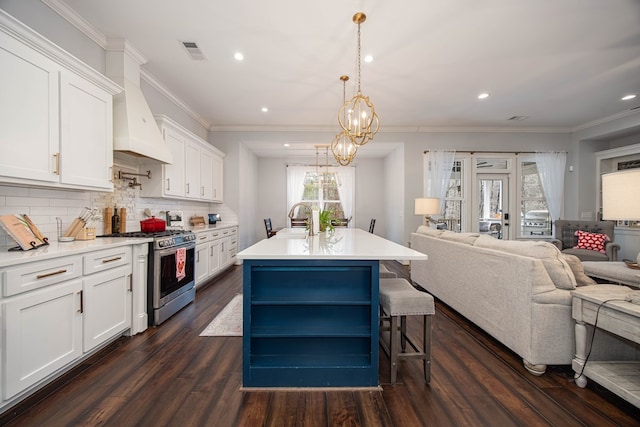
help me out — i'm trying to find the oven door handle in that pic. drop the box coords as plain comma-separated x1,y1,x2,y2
154,242,196,257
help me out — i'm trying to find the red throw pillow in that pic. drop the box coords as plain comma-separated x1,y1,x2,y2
574,230,610,253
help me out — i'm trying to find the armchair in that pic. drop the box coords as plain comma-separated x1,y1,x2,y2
551,220,620,261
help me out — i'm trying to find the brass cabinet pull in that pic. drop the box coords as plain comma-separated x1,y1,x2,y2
78,290,83,313
36,269,67,279
53,153,60,175
102,256,122,263
166,178,171,191
128,274,133,292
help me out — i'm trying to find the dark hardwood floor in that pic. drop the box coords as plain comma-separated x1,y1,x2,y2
2,261,639,426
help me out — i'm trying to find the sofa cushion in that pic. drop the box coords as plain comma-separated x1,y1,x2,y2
562,254,597,287
473,235,577,290
416,226,444,237
574,230,609,254
439,231,480,245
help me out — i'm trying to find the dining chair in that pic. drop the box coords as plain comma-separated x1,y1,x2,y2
264,218,277,238
369,218,376,233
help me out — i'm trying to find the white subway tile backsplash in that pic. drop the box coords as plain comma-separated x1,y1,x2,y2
0,181,236,244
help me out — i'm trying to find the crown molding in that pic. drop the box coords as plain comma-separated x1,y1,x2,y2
140,69,211,129
208,124,572,134
41,0,107,47
572,108,640,133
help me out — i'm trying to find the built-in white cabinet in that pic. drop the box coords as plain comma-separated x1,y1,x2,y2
140,115,225,202
0,12,120,191
81,247,132,352
194,226,237,287
212,154,224,202
0,244,136,411
2,278,83,400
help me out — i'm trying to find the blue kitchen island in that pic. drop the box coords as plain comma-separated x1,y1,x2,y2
237,228,427,388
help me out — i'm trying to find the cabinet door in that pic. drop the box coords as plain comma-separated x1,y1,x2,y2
184,143,201,199
59,72,113,190
200,149,214,201
209,240,221,276
212,154,224,202
2,279,83,399
163,127,186,197
82,265,131,352
195,243,210,286
219,238,229,268
0,32,59,183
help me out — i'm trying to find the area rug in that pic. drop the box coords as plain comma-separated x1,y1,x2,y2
199,294,242,336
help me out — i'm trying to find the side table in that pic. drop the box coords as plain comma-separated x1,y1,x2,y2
571,285,640,408
582,261,640,287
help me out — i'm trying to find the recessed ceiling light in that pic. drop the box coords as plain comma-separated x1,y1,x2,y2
364,55,374,63
622,94,637,101
478,93,490,100
234,52,244,61
261,107,268,112
283,143,290,147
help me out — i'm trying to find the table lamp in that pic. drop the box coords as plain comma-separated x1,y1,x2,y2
601,169,640,265
415,198,441,227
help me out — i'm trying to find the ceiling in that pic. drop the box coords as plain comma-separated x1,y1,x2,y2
57,0,640,157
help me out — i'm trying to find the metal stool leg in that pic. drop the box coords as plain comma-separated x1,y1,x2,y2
390,315,399,384
424,315,432,383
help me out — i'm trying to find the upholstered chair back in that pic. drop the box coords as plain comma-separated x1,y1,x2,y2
553,220,619,261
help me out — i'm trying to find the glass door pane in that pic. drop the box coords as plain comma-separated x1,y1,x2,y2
477,175,509,239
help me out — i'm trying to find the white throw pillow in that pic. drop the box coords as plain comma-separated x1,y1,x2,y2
474,235,577,290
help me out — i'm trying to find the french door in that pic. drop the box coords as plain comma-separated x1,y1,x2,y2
475,174,510,239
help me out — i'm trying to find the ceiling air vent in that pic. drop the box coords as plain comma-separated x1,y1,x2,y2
180,41,206,60
508,115,529,121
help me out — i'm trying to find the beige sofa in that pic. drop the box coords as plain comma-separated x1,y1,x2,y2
410,227,593,375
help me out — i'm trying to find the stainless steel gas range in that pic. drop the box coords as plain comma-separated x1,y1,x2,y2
100,230,196,326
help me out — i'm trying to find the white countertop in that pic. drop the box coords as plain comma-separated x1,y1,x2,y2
237,228,428,261
184,222,238,234
0,237,152,268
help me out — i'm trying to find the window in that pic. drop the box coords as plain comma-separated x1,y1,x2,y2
301,170,345,218
441,161,463,232
287,165,355,225
520,161,551,236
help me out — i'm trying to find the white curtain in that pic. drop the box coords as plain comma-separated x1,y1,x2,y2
534,151,566,224
335,166,355,226
286,165,308,222
423,150,456,214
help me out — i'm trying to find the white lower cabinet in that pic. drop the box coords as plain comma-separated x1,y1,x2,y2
2,279,83,400
1,244,134,411
194,226,237,287
82,265,131,352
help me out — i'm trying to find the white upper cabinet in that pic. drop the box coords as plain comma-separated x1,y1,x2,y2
141,115,224,202
0,12,121,191
0,30,59,183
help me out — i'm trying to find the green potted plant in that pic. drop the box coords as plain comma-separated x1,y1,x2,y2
319,209,335,233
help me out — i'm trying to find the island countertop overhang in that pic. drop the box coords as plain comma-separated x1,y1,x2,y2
237,228,427,261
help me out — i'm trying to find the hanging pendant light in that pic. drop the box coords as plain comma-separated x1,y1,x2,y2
331,75,358,166
338,12,380,146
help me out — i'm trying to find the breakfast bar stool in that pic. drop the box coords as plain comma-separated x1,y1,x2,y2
379,278,434,384
379,263,397,278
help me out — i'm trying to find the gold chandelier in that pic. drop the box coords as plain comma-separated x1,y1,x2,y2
338,12,380,146
331,75,358,166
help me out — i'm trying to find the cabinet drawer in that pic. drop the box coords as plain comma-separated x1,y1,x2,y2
195,232,212,245
2,256,82,297
83,247,131,275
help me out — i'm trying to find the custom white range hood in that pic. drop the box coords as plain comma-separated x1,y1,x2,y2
106,39,173,164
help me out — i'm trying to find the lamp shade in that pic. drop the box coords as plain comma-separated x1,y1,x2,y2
602,169,640,220
415,198,440,215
